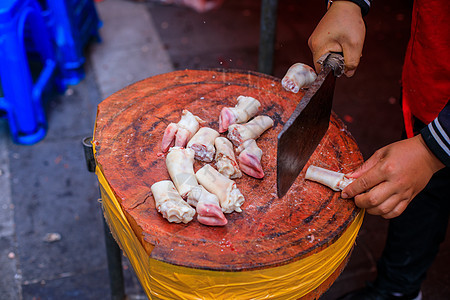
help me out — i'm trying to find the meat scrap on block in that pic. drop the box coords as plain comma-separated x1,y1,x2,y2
161,110,203,152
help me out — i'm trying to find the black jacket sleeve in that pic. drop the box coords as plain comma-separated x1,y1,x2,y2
420,101,450,167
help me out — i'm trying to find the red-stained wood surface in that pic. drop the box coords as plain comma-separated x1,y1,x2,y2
93,69,363,272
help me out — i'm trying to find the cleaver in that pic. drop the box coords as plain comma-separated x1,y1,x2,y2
277,53,344,198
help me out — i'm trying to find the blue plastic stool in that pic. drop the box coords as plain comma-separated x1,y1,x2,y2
42,0,102,86
0,0,58,144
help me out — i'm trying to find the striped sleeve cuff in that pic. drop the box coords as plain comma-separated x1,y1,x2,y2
421,117,450,167
347,0,371,16
327,0,372,16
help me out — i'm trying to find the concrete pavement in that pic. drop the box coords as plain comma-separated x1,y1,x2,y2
0,122,21,299
0,0,170,298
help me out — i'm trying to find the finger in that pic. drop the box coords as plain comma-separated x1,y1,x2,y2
342,167,385,198
341,43,362,77
309,47,324,74
353,181,396,210
362,192,401,215
380,200,409,219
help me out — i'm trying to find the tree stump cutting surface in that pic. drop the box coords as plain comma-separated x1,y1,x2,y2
93,69,363,271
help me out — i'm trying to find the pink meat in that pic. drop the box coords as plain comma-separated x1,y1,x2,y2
174,128,191,148
238,152,264,179
161,123,178,152
218,107,236,133
196,202,227,226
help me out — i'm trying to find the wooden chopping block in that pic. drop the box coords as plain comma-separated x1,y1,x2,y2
93,69,363,299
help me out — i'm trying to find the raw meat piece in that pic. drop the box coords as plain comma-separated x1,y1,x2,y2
227,115,274,146
219,96,261,133
161,110,203,152
187,127,220,162
196,164,245,213
214,137,242,179
236,139,264,179
305,165,354,191
188,185,227,226
166,147,198,198
281,63,317,93
151,180,195,224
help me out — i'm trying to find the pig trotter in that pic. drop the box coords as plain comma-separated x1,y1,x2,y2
238,152,264,179
219,107,236,133
305,165,354,191
161,123,178,152
174,128,191,148
196,201,228,226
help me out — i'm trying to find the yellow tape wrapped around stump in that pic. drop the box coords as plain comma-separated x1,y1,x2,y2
96,166,364,300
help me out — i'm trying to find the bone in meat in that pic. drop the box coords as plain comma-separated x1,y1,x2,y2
166,147,198,198
227,115,274,146
151,180,195,223
187,127,220,162
281,63,317,93
236,139,264,179
305,165,354,191
188,185,227,226
214,137,242,179
161,110,203,152
196,164,245,213
219,96,261,133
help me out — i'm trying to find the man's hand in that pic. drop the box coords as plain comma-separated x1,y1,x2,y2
342,135,445,219
308,1,366,77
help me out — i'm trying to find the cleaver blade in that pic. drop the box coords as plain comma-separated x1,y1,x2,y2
276,53,344,198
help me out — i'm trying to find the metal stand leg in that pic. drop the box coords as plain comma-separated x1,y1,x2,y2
102,217,126,300
83,137,126,300
258,0,278,75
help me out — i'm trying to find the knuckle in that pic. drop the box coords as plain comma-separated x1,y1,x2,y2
379,161,396,175
308,37,319,52
378,205,391,215
353,195,364,208
354,193,377,208
346,61,359,70
347,38,360,49
384,202,407,219
307,36,313,47
345,58,359,70
346,34,363,48
366,194,379,207
372,148,385,159
358,177,371,191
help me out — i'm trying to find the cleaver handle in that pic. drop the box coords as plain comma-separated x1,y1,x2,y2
318,53,345,77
